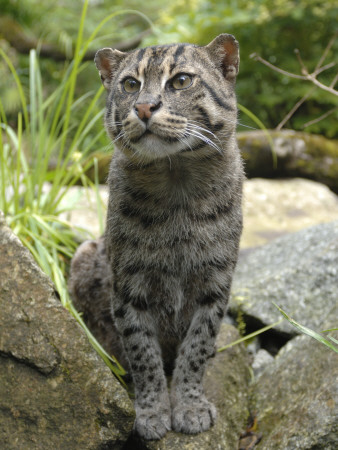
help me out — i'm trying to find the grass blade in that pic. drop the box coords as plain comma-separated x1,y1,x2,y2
273,303,338,353
0,49,29,132
238,103,277,168
218,319,283,352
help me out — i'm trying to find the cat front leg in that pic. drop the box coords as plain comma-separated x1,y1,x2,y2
170,301,225,434
113,303,171,440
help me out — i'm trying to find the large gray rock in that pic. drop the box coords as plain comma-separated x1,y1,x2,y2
130,323,251,450
230,221,338,335
252,334,338,449
0,211,135,449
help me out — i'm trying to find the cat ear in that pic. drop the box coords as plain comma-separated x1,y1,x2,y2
205,34,239,80
94,48,127,89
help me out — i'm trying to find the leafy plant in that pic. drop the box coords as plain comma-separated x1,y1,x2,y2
0,0,133,383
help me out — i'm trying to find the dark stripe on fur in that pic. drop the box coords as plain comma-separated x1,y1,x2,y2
191,201,232,222
195,106,225,134
136,48,146,62
120,284,149,311
173,44,186,63
120,201,170,228
198,291,224,306
201,80,235,111
114,305,127,318
123,326,142,337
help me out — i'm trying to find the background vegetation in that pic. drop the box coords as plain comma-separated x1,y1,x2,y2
1,0,337,139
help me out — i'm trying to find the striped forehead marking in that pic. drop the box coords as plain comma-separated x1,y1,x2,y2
134,44,192,77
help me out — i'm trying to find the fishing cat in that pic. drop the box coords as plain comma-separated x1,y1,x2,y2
69,34,244,440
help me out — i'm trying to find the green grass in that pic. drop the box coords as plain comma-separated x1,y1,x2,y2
217,319,284,353
0,0,130,383
218,303,338,355
273,303,338,353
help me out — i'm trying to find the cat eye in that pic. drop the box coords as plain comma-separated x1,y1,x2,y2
171,73,193,90
123,78,141,93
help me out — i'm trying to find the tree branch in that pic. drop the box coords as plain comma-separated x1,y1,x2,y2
276,88,315,131
251,34,338,97
303,107,338,129
250,53,307,80
252,34,338,130
330,72,338,89
303,72,338,97
314,31,337,72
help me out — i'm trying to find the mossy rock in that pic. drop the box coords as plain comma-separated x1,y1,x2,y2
238,130,338,193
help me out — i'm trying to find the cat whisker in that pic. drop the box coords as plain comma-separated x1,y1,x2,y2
187,121,222,144
184,128,223,154
114,131,126,143
185,125,220,144
236,120,257,130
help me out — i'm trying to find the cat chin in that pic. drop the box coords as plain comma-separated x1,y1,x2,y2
130,134,188,161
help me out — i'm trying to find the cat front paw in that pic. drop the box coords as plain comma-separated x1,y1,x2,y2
134,407,171,440
172,399,217,434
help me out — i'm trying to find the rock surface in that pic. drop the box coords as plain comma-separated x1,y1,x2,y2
2,206,338,449
252,334,338,449
0,211,135,449
230,220,338,336
128,323,251,450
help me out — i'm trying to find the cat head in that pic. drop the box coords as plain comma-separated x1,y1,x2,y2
95,34,239,162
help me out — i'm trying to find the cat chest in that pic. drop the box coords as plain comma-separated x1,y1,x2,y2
109,202,231,261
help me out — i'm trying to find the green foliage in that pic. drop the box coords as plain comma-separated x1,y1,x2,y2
144,0,338,137
1,0,158,51
0,0,34,25
1,0,336,137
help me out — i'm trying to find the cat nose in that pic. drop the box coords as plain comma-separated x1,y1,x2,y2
135,101,162,121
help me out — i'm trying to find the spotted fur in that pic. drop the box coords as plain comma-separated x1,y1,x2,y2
69,34,243,440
